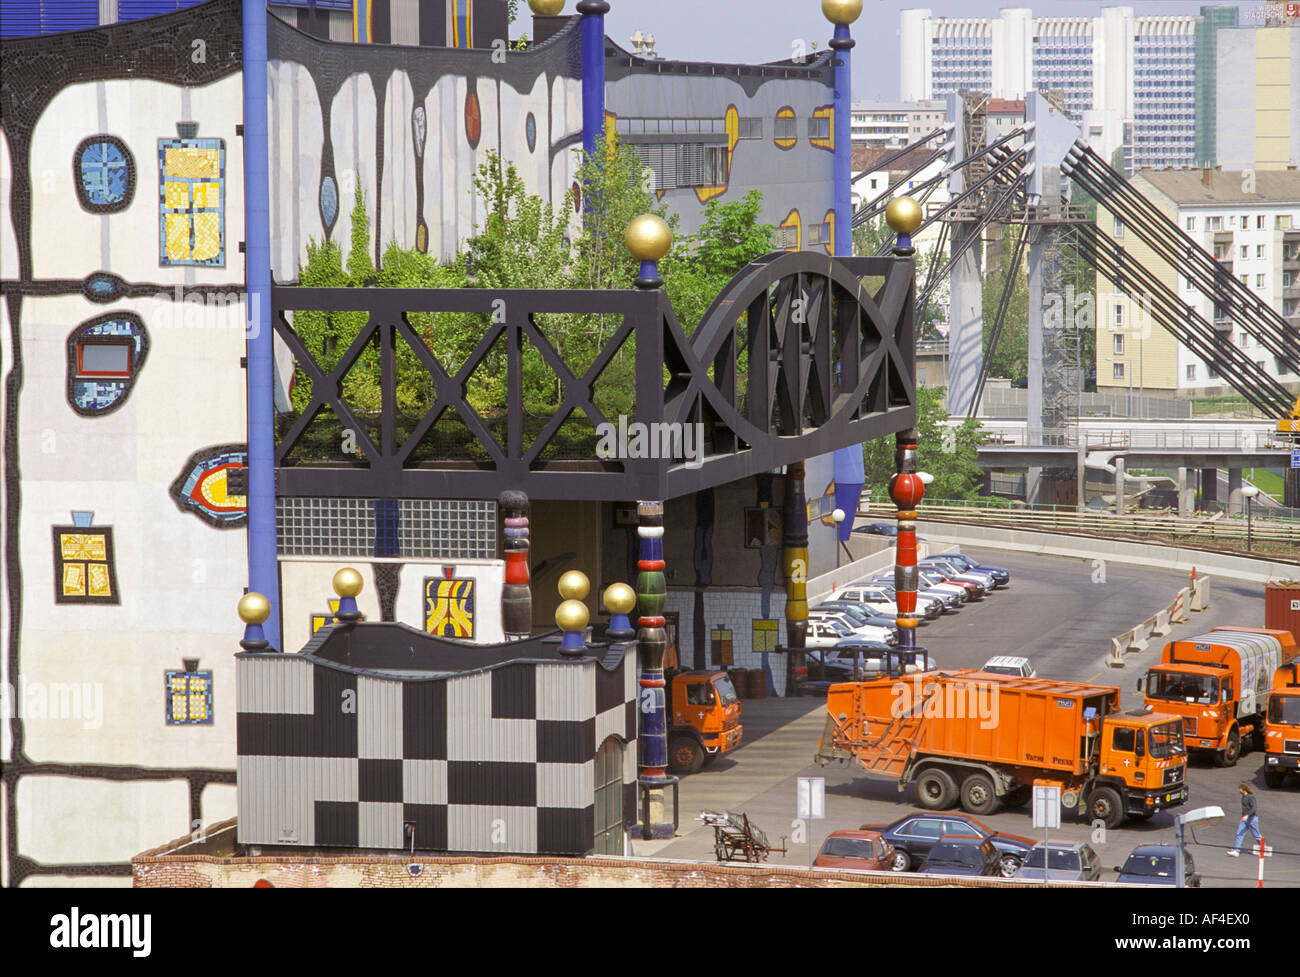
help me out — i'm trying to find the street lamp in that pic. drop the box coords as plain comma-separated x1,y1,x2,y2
1174,806,1224,889
832,508,846,567
1242,485,1259,552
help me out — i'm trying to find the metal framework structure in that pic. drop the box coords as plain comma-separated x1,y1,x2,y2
271,251,916,501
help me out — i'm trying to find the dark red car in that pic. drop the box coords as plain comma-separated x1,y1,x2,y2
812,829,895,872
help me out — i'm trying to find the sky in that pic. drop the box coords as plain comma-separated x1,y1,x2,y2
598,0,1234,100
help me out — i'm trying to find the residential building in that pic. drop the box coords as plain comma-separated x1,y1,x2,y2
899,6,1203,175
1193,5,1239,168
1095,169,1300,399
850,99,947,153
1216,26,1300,172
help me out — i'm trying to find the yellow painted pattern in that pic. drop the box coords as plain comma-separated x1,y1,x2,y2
165,147,219,178
779,208,801,251
166,214,191,260
164,181,189,207
695,105,742,204
192,212,221,261
62,563,86,597
87,563,111,598
60,533,107,561
811,105,834,151
426,578,475,639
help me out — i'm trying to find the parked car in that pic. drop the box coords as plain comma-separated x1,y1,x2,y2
813,830,895,871
817,600,899,627
806,618,897,649
854,522,898,537
838,585,941,620
917,835,1003,877
865,579,960,613
808,611,897,645
920,557,997,592
980,655,1037,679
938,552,1011,587
1015,841,1102,882
1114,844,1200,887
862,812,1034,877
915,568,976,601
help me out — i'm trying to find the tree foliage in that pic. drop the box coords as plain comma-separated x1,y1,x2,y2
862,386,986,502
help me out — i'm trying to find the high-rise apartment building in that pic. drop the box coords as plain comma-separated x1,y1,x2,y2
900,6,1203,174
1194,5,1240,168
850,99,947,153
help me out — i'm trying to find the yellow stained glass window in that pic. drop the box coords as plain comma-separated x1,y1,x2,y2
62,563,86,596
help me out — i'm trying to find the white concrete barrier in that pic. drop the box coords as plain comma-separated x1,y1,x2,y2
1108,578,1204,667
1190,572,1211,611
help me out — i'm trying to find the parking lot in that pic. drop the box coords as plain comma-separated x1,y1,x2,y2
634,549,1300,888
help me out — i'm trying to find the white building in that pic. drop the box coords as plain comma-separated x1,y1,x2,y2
850,99,947,154
900,6,1198,174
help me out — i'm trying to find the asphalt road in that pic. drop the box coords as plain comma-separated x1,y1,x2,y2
635,549,1300,888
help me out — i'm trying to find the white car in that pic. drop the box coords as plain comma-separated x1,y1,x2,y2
921,557,996,592
809,611,897,646
980,655,1037,679
915,569,970,602
839,585,941,620
806,617,897,648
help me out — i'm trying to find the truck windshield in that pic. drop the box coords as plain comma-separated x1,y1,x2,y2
1147,671,1217,704
1149,722,1185,758
1268,694,1300,726
712,676,738,706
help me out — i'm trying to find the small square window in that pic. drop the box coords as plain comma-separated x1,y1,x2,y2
77,341,132,378
165,663,214,725
1113,363,1125,379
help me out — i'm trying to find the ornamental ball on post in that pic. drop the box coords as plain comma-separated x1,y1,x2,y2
528,0,566,13
625,214,672,262
237,592,271,625
557,569,590,601
885,195,924,235
555,598,591,632
603,582,636,616
821,0,863,25
333,567,364,598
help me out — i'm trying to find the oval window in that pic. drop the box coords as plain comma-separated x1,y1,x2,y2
74,135,135,213
67,313,149,416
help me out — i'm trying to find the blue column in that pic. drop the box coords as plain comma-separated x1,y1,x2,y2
578,2,610,159
243,3,280,649
830,23,854,258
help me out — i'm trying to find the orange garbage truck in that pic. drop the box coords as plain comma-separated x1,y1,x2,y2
1264,663,1300,788
661,641,743,776
814,670,1188,829
1137,627,1297,768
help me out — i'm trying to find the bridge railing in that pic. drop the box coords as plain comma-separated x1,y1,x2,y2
975,426,1292,452
858,497,1300,547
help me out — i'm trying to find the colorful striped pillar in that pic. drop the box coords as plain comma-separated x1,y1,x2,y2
635,500,676,838
782,461,809,695
889,432,924,660
498,490,532,640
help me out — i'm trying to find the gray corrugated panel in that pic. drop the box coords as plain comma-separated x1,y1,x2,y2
623,647,637,702
313,756,359,803
536,761,593,809
359,801,403,848
622,740,638,786
357,675,403,759
446,673,535,762
595,704,624,747
447,804,538,854
535,661,595,721
237,655,314,715
401,759,448,805
239,755,314,847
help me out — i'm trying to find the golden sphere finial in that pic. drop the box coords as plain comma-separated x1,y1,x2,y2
885,196,924,235
238,592,270,626
332,567,364,599
603,582,636,616
555,598,590,632
528,0,565,14
624,214,672,262
557,570,590,601
821,0,863,26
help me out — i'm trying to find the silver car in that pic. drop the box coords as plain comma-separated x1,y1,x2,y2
1015,841,1102,882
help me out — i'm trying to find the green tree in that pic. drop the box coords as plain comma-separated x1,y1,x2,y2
853,213,947,340
981,223,1029,380
862,386,986,502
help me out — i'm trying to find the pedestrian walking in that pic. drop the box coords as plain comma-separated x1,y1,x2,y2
1226,783,1261,857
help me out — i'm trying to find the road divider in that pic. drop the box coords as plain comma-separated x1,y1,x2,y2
1107,570,1209,668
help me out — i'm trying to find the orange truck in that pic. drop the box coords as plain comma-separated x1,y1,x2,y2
662,643,743,776
814,670,1188,829
1137,627,1297,768
1264,663,1300,788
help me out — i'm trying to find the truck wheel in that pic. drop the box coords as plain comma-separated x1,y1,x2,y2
915,769,957,810
668,736,704,775
1214,728,1240,768
1004,787,1032,809
1086,786,1124,830
1264,769,1285,788
959,773,1000,816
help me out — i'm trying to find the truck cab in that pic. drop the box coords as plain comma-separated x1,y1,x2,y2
661,629,742,776
1264,662,1300,788
1093,713,1189,823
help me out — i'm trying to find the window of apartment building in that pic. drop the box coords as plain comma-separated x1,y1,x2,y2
1114,305,1124,328
737,117,763,140
1239,332,1249,347
1285,272,1294,289
1278,216,1293,230
1257,215,1265,230
808,115,831,141
1113,334,1125,355
1278,357,1290,376
1257,360,1266,372
1240,245,1249,261
1185,216,1196,231
1113,217,1124,238
1207,217,1222,231
1186,364,1196,381
1256,245,1265,259
1113,363,1125,380
1257,274,1266,288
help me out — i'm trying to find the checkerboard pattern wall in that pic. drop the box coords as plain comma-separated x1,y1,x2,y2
237,646,637,855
